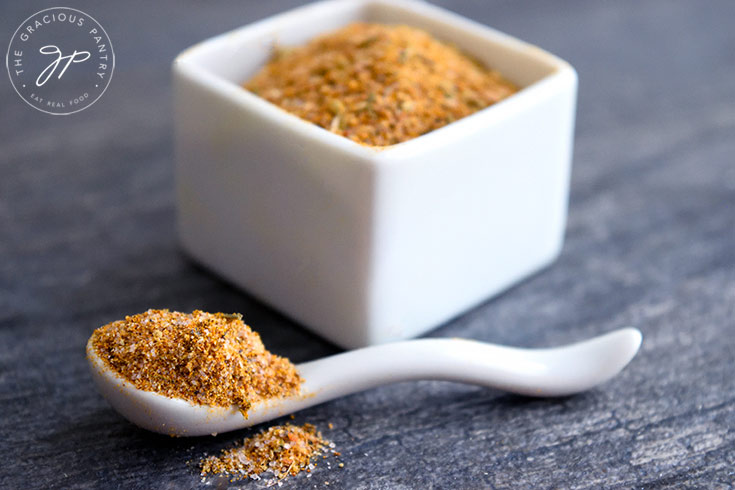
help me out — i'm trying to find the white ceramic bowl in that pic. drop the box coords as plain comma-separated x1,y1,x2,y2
173,0,577,349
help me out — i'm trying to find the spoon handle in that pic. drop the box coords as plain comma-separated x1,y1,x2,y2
296,328,641,405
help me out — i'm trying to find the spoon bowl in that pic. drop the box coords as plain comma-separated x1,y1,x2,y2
87,328,642,436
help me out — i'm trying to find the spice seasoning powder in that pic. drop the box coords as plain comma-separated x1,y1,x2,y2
90,309,302,416
199,423,338,484
245,22,518,146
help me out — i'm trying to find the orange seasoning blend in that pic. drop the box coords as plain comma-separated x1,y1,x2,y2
200,423,339,483
244,22,518,146
90,309,302,416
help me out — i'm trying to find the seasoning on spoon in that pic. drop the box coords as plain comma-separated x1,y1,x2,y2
244,22,518,146
199,423,338,483
89,309,302,416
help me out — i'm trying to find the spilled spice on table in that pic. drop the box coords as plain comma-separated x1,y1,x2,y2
199,423,338,484
90,309,302,416
244,22,518,146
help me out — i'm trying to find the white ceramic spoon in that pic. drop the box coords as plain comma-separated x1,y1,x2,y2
87,328,641,436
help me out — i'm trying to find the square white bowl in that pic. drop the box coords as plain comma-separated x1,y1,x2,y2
173,0,577,349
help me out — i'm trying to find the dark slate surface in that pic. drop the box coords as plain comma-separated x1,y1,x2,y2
1,0,734,488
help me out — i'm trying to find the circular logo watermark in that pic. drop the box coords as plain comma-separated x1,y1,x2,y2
6,7,114,115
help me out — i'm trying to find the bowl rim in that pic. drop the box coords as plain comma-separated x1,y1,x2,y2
173,0,577,163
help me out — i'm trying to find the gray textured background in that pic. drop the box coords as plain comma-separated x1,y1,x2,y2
1,0,734,488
